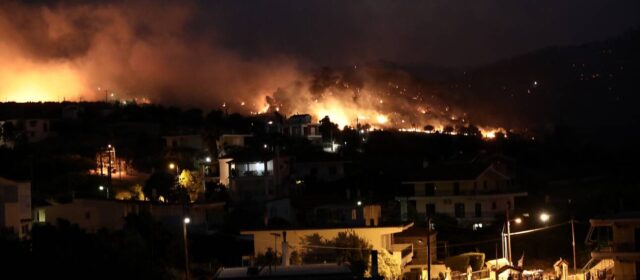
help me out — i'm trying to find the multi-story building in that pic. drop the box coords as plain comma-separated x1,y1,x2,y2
283,114,322,145
0,177,31,238
0,118,51,147
225,153,291,202
397,163,527,228
584,213,640,280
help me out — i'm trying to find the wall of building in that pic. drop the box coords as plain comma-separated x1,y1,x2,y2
243,226,408,257
412,195,515,224
0,179,31,238
293,161,345,182
36,199,225,231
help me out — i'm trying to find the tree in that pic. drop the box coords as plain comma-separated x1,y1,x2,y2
178,170,203,202
443,125,455,134
424,125,435,132
319,116,340,141
301,231,372,276
144,171,175,201
367,249,401,280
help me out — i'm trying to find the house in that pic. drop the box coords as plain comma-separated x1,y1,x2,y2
283,114,322,145
0,118,51,147
291,152,347,184
34,198,225,232
583,212,640,280
225,153,291,202
163,134,204,150
393,226,438,272
218,134,252,157
397,163,527,228
0,177,31,238
241,222,415,275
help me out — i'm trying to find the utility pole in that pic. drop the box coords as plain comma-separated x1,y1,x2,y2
506,209,512,265
427,216,432,280
571,218,577,272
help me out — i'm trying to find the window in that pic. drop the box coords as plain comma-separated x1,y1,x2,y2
483,181,488,189
85,211,91,220
37,209,46,222
475,203,482,218
425,183,435,196
491,201,497,210
454,203,465,218
329,166,337,175
22,224,29,235
453,182,460,195
426,204,436,216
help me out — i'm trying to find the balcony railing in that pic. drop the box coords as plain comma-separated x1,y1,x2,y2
594,242,638,253
391,243,414,260
231,170,272,178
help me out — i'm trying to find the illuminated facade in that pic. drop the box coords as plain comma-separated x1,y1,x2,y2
397,163,527,227
0,177,31,239
585,213,640,279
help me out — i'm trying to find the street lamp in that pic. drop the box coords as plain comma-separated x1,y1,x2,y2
183,217,191,280
540,213,550,223
98,185,109,199
205,157,211,163
503,215,522,265
169,163,180,175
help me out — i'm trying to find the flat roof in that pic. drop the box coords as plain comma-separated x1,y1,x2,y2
241,222,414,234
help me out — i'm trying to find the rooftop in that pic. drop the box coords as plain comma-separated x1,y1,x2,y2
403,162,505,182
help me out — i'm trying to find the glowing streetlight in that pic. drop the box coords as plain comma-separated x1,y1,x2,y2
205,157,211,163
168,163,180,175
183,216,191,280
540,213,550,223
98,185,109,199
514,217,522,224
356,200,362,206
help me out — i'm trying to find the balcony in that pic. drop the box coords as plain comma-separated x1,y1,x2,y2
391,243,414,267
591,242,640,260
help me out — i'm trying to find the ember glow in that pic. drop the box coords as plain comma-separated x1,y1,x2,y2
0,1,508,140
0,44,88,102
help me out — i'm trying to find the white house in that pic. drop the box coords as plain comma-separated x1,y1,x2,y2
0,177,31,238
583,212,640,280
397,163,527,228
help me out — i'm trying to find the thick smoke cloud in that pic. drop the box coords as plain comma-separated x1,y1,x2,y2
0,0,303,107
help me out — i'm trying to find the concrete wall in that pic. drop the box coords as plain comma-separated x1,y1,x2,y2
0,179,31,238
36,199,224,232
242,226,409,257
293,161,345,183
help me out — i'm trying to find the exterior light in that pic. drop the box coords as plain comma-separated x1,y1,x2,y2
514,218,522,224
169,163,175,169
263,144,268,149
184,217,191,224
357,201,362,206
540,213,550,222
99,185,104,191
107,144,112,148
205,157,211,163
